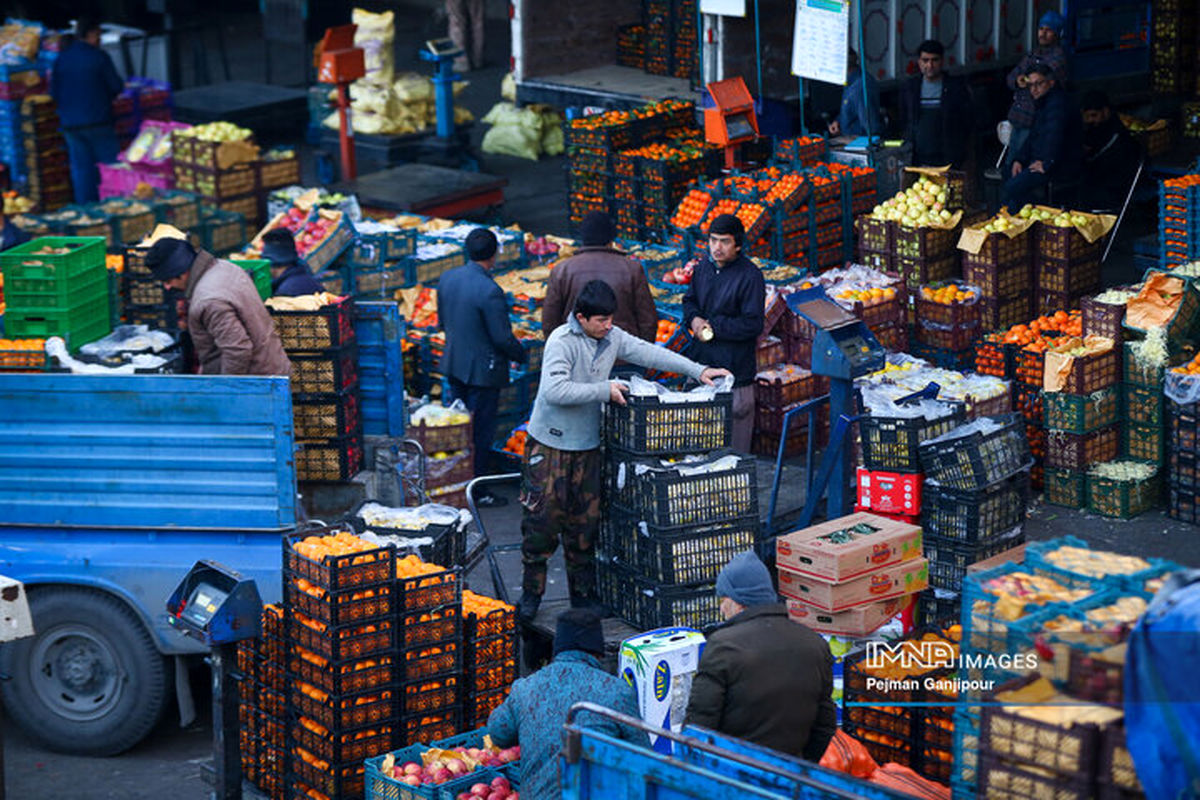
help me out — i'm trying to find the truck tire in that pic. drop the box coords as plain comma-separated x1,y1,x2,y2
0,587,170,756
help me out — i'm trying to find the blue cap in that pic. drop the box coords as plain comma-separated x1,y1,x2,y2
1039,10,1065,33
716,550,778,608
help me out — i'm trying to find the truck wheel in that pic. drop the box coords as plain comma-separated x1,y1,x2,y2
0,587,170,756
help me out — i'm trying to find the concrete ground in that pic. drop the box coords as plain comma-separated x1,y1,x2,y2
5,2,1200,798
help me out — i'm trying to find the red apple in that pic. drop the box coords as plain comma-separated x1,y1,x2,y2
402,775,420,786
491,777,511,792
402,762,423,776
446,758,468,775
487,792,506,800
470,783,491,797
432,768,453,784
498,747,520,763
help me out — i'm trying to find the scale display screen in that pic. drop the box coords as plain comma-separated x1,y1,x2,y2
425,38,462,57
180,582,229,629
725,112,755,141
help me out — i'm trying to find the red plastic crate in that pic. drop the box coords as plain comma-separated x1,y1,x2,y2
856,468,923,516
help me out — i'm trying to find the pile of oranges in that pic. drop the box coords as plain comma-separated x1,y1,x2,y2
0,338,45,368
292,530,379,564
763,173,804,206
670,189,712,228
836,287,898,307
1172,352,1200,375
920,284,977,305
1000,310,1083,348
463,589,515,617
700,199,766,236
503,426,527,456
656,319,678,343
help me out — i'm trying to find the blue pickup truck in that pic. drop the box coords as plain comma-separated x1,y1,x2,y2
0,373,296,756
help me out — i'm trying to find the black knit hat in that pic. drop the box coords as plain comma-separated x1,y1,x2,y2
145,237,196,280
709,213,745,247
578,211,616,247
466,228,498,262
554,608,604,656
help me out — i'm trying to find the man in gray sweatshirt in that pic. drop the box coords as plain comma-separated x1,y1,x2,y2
518,280,731,621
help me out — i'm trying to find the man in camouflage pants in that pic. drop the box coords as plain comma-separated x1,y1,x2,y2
445,0,485,72
519,280,729,622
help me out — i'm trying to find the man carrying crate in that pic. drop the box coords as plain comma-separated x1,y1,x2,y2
518,280,730,621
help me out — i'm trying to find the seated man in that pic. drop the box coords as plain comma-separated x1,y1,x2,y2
1080,90,1142,211
1001,62,1081,213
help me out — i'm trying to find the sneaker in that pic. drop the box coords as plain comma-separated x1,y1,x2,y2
475,492,508,508
517,592,542,623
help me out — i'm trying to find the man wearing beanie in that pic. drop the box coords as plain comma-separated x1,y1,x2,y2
682,213,766,452
262,228,323,297
685,550,836,760
145,236,291,376
542,211,658,343
1005,11,1068,173
489,609,647,800
437,228,528,503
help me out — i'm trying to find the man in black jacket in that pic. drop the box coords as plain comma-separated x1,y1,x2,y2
1080,90,1142,211
1001,62,1082,212
901,40,973,169
685,550,837,760
263,228,324,297
682,214,765,453
438,228,528,505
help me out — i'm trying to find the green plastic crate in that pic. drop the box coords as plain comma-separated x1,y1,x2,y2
1086,464,1162,518
1123,382,1165,426
231,258,271,300
1044,467,1087,508
1043,387,1120,434
1122,342,1167,388
0,236,107,284
2,268,109,312
1123,420,1165,464
4,303,111,350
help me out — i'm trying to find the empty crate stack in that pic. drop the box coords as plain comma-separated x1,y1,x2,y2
20,94,70,212
354,301,408,438
958,212,1033,332
270,296,364,482
237,604,287,800
1033,211,1104,317
916,414,1031,624
0,236,111,349
1042,336,1122,509
598,387,758,631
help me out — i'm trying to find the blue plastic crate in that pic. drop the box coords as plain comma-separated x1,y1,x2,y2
365,745,508,800
1025,535,1172,591
356,300,406,437
951,708,981,799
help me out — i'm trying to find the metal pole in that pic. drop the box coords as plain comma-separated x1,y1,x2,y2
799,77,807,135
336,83,357,181
753,0,763,98
211,643,241,800
1103,158,1143,264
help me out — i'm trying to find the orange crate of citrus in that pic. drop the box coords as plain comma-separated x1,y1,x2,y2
916,282,982,328
670,189,712,229
286,529,393,592
0,337,46,370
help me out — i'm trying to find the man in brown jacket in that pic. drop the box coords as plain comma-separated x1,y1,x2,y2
146,237,291,376
685,550,837,760
542,211,658,343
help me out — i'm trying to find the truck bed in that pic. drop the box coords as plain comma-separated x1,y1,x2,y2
517,65,692,109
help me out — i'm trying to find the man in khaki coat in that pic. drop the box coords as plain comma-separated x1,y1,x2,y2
146,237,291,376
542,211,658,343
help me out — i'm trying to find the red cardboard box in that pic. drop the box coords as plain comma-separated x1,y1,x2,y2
777,557,929,612
775,511,923,582
786,595,912,637
857,468,922,516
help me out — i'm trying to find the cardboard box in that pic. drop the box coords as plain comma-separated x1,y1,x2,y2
857,468,923,516
776,512,923,582
786,595,911,637
777,557,929,612
618,627,706,754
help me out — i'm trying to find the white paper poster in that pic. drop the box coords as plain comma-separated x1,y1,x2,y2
701,0,747,15
791,0,850,85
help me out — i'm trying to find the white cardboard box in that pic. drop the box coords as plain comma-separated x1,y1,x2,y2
619,627,706,754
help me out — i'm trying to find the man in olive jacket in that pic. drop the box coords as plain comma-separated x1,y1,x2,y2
146,237,291,376
542,211,658,343
684,550,837,760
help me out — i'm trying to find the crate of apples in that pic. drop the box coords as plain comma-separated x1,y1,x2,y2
457,775,518,800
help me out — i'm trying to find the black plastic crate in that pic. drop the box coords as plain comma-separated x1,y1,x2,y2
1168,482,1200,524
978,755,1094,800
917,413,1030,489
284,575,394,628
289,683,396,731
841,721,914,770
400,637,462,681
1169,446,1200,488
289,758,365,800
597,561,720,631
465,686,511,730
295,434,364,481
1169,398,1200,453
604,391,733,455
397,709,461,748
289,345,359,395
398,604,461,649
284,528,392,592
269,296,356,352
289,717,395,767
1045,426,1121,471
292,390,361,440
288,647,396,696
463,631,518,685
351,508,463,572
918,589,962,627
395,564,461,613
286,611,396,662
463,605,517,641
466,649,518,694
921,466,1032,544
400,674,461,717
599,510,759,585
605,448,757,528
860,401,966,473
924,528,1026,591
123,300,182,331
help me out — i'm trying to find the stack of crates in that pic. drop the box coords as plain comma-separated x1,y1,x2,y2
354,301,407,438
341,227,417,298
1168,373,1200,522
0,98,25,184
915,414,1031,621
270,297,364,481
1034,216,1103,316
0,236,111,349
616,24,645,69
237,604,287,800
461,593,518,730
173,129,263,228
408,408,474,509
598,390,756,631
1042,341,1122,508
1152,0,1197,93
960,218,1034,332
121,244,184,333
20,94,71,212
752,364,822,458
1159,174,1200,268
283,528,401,800
912,282,983,371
